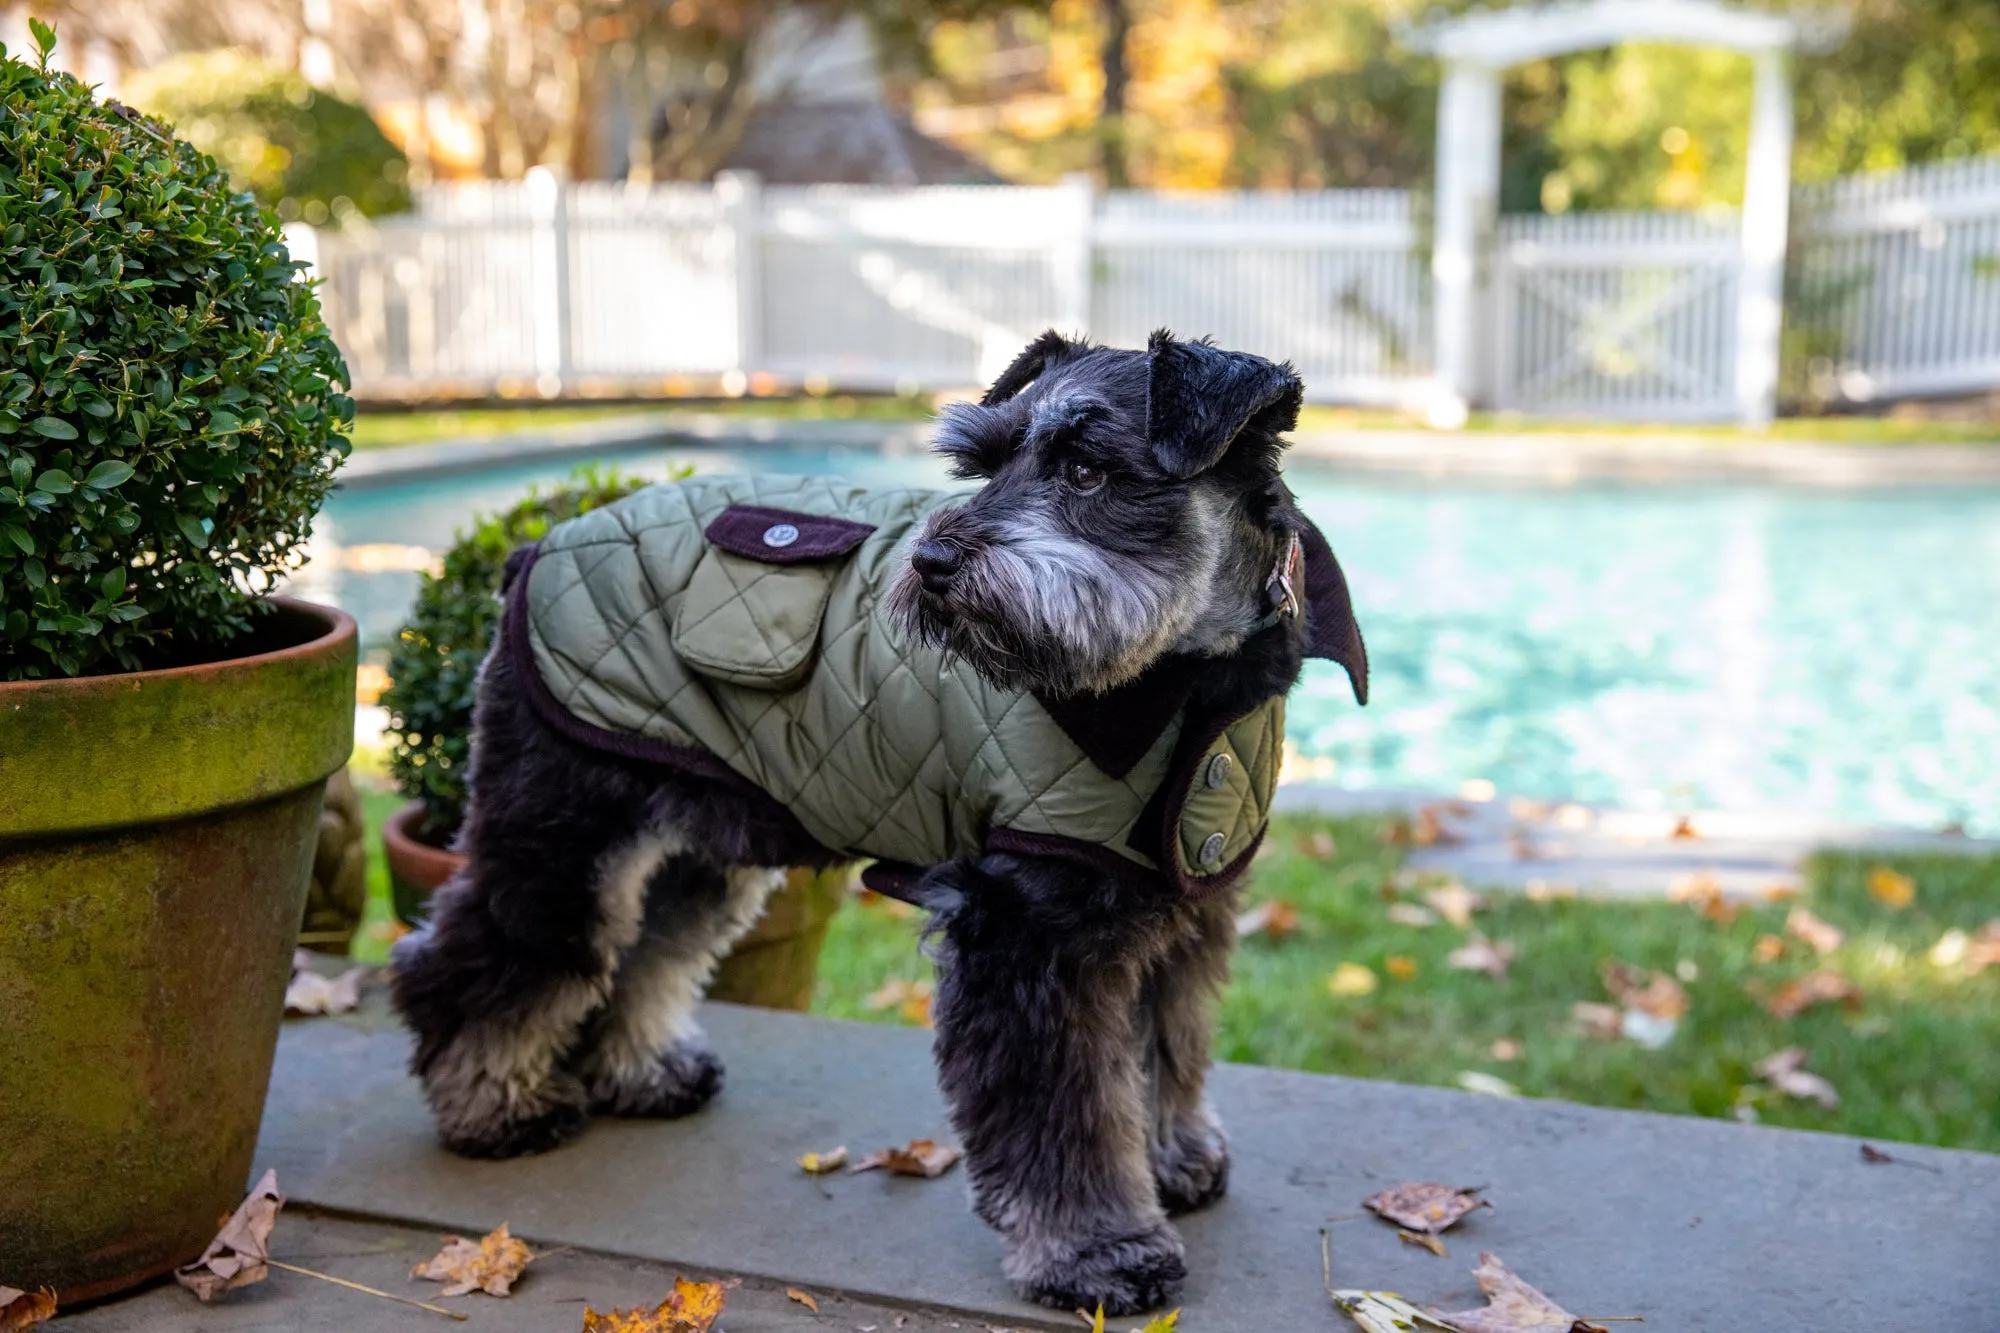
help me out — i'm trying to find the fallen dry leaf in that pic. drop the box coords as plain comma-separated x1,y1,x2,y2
1298,831,1339,859
852,1139,962,1178
1929,929,1969,967
1236,900,1302,939
1859,1143,1942,1173
1785,908,1844,956
1867,866,1916,910
1455,1071,1519,1098
1385,955,1418,981
285,959,367,1017
175,1169,282,1301
1448,936,1516,981
1364,1183,1492,1236
1751,934,1788,964
1331,1291,1457,1333
1754,1047,1839,1110
1432,1252,1610,1333
1387,903,1439,928
1489,1037,1523,1062
1412,804,1464,847
1327,963,1379,997
1668,873,1738,924
864,978,934,1027
1399,1230,1449,1258
1669,815,1701,841
1423,883,1484,929
1600,960,1689,1021
582,1277,727,1333
413,1223,534,1297
785,1287,818,1312
798,1145,849,1174
1523,879,1576,903
1135,1310,1181,1332
1572,1001,1625,1041
1761,969,1862,1021
0,1286,55,1331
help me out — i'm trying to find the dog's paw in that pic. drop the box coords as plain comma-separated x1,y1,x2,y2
438,1096,590,1159
1010,1223,1187,1318
587,1037,724,1119
1153,1110,1230,1214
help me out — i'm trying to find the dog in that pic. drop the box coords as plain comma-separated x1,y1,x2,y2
390,329,1367,1315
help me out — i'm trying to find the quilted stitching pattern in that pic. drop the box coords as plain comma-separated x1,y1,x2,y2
522,475,1273,875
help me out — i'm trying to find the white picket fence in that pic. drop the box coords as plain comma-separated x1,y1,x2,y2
298,172,1431,405
295,158,2000,416
1791,156,2000,402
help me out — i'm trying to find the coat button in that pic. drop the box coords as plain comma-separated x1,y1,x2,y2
1198,831,1226,870
1205,753,1233,789
762,522,800,548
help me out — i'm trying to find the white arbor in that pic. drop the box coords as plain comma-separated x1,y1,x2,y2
1406,0,1843,426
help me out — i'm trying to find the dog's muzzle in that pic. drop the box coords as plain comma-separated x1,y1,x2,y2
910,537,964,595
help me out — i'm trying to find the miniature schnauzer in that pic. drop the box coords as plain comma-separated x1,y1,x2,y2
390,330,1367,1315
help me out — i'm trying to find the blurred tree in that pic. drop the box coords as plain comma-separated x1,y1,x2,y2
120,50,412,219
32,0,1027,185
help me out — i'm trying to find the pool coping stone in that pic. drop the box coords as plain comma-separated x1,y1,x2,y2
228,998,1997,1332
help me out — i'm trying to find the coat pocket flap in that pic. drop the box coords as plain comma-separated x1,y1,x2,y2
704,505,875,564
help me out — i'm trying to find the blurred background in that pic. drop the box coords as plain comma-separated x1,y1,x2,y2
13,0,1998,1145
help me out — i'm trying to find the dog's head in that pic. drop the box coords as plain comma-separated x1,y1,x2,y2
888,329,1307,697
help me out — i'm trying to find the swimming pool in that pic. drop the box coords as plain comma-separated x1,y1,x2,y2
300,442,2000,836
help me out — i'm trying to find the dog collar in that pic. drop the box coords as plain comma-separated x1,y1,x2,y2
1250,530,1303,634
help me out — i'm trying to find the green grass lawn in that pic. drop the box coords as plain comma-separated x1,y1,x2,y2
341,784,1999,1152
345,399,1999,452
810,814,2000,1153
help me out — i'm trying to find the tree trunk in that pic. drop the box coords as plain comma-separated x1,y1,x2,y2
1100,0,1132,188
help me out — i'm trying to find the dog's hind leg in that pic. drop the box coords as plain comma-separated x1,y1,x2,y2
574,856,784,1118
927,854,1186,1317
1141,890,1237,1214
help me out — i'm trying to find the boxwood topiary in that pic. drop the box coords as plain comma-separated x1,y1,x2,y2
0,22,353,680
382,465,675,841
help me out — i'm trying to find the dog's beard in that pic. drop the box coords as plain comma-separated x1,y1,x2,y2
887,536,1191,698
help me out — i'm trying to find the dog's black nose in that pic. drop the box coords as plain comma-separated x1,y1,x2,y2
912,538,963,592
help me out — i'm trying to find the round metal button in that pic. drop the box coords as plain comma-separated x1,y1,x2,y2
762,522,800,548
1205,753,1233,789
1198,831,1226,870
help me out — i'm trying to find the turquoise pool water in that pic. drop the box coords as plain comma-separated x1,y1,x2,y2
305,443,2000,835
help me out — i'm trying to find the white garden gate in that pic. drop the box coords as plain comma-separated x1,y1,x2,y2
1491,211,1742,418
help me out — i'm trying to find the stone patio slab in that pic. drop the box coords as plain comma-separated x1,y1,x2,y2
247,1001,1998,1330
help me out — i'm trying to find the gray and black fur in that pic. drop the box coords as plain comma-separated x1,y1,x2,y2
392,330,1340,1314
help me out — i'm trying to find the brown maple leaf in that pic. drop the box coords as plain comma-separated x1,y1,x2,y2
1784,908,1844,956
175,1169,282,1302
864,978,934,1027
413,1223,535,1297
582,1277,727,1333
1363,1182,1491,1235
852,1139,962,1178
1236,899,1302,939
1762,969,1862,1020
1432,1252,1609,1333
0,1285,56,1331
1754,1048,1839,1109
1600,959,1688,1021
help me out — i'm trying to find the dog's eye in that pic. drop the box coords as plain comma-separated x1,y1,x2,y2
1063,461,1106,494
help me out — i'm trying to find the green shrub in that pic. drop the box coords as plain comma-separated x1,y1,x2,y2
382,465,676,839
121,49,411,222
0,24,353,680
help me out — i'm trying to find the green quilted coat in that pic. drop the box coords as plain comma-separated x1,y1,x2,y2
507,474,1322,897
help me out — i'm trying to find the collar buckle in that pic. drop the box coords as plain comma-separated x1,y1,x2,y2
1264,530,1302,621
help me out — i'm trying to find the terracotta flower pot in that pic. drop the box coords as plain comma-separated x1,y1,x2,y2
381,801,844,1011
0,599,356,1303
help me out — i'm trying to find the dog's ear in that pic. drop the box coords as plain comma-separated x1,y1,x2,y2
1145,329,1304,479
981,329,1075,406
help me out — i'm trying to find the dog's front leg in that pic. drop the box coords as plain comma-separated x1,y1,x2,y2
926,855,1185,1317
1142,889,1236,1214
